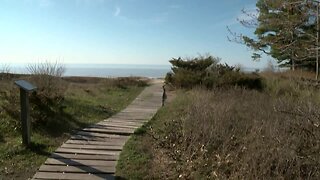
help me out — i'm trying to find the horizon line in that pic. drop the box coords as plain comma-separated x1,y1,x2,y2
2,62,171,66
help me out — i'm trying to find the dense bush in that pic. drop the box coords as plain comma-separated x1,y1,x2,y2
166,55,215,88
166,55,263,90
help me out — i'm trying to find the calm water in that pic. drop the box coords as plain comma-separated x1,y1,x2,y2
9,64,171,78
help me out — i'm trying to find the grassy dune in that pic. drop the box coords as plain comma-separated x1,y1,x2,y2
117,73,320,179
0,75,146,179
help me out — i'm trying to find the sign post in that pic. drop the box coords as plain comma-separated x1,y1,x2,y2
14,80,37,147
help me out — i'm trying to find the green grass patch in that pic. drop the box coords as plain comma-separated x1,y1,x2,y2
0,77,146,179
116,91,188,179
116,135,152,179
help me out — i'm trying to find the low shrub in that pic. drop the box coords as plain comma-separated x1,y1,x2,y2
63,76,148,88
27,62,67,100
112,77,149,88
0,62,68,128
26,62,68,125
166,55,216,88
166,55,264,90
0,64,12,80
234,73,264,90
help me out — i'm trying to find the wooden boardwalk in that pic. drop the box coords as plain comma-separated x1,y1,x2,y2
32,81,163,180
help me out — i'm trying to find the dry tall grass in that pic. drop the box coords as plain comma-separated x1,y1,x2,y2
0,64,11,80
27,62,67,99
152,88,320,179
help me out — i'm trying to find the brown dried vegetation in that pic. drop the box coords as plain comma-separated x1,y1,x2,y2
117,75,320,179
160,90,320,179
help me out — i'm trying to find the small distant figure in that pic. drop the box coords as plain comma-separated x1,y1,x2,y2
162,84,167,107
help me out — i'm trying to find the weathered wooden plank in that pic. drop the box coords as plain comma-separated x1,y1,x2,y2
116,112,154,115
130,101,161,104
106,118,147,121
118,109,154,112
86,125,136,130
122,108,157,112
103,119,147,123
104,117,148,120
70,134,128,143
124,106,159,110
55,148,121,156
97,124,143,130
105,119,147,123
33,172,114,180
51,153,118,161
108,115,149,120
124,106,159,109
101,120,146,125
76,131,130,139
102,123,140,128
98,124,143,129
45,158,116,167
61,144,123,151
131,99,162,103
112,115,152,119
128,103,160,106
82,128,134,136
65,140,125,146
88,124,137,129
39,165,115,173
112,115,149,119
84,126,135,131
82,124,134,133
70,135,112,142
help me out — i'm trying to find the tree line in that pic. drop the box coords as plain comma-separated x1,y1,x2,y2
231,0,320,79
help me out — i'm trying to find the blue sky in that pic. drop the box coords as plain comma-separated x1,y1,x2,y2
0,0,268,68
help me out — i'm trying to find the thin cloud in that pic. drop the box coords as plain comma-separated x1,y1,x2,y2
38,0,52,7
150,12,169,24
114,6,121,17
169,4,181,9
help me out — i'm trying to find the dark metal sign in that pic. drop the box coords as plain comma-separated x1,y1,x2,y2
15,80,37,92
14,80,37,147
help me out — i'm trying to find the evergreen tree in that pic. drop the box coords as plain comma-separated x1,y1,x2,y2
235,0,318,71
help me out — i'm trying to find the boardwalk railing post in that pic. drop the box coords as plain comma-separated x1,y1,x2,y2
162,84,167,107
14,80,37,147
20,88,30,146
